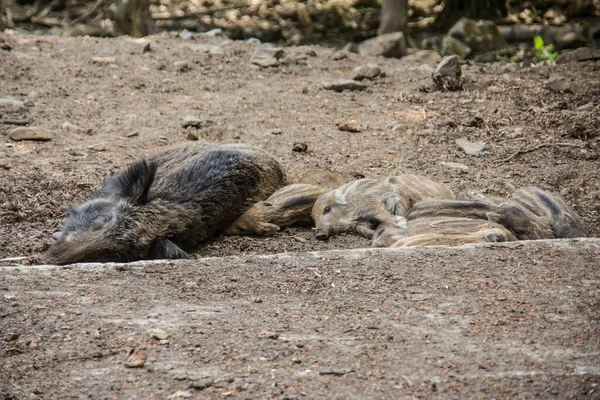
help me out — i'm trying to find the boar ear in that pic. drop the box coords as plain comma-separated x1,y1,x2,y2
147,239,191,260
108,160,158,205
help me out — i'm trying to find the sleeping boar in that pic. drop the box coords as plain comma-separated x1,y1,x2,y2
41,143,286,264
312,174,454,240
225,184,327,236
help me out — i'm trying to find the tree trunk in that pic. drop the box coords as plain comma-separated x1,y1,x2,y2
379,0,408,35
129,0,150,37
435,0,507,31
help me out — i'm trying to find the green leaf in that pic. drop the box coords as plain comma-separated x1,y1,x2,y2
533,35,544,50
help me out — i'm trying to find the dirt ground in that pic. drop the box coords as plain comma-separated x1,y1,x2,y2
0,30,599,398
1,240,599,399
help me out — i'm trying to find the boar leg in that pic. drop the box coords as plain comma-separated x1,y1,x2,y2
147,239,191,260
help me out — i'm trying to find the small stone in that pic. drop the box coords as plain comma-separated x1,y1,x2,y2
3,332,19,341
555,47,600,64
124,131,139,138
434,55,461,79
546,75,581,94
181,116,205,128
448,18,507,52
250,46,285,67
259,332,279,340
252,297,263,303
351,63,381,81
23,100,34,107
575,103,593,111
92,351,103,358
179,30,193,40
203,28,223,37
92,57,117,65
358,31,407,58
497,296,507,302
185,130,199,141
440,161,469,171
167,390,193,399
292,357,302,364
123,348,147,368
9,127,52,141
137,41,151,54
331,51,348,60
188,377,214,390
174,61,190,72
441,35,471,58
337,120,362,133
294,236,307,243
0,98,25,112
456,138,486,155
323,78,366,92
292,143,308,152
271,128,282,135
150,328,169,340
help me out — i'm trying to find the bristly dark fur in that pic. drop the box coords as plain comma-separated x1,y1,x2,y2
42,144,286,265
281,196,317,210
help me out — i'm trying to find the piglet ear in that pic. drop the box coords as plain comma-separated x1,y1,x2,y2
147,239,191,260
100,160,157,205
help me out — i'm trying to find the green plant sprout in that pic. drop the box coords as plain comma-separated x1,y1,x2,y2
533,35,558,62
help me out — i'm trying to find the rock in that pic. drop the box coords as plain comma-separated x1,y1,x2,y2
123,348,147,368
358,32,407,58
544,7,567,25
187,44,225,56
292,143,308,152
23,100,34,107
3,332,19,341
150,328,169,340
181,116,211,129
546,75,581,94
351,63,381,81
575,103,593,111
188,377,214,390
137,41,151,54
331,51,348,60
124,131,139,138
250,46,285,67
456,138,486,156
434,55,461,79
555,47,600,64
540,26,590,50
337,120,363,133
441,36,471,58
62,121,88,133
259,332,279,340
323,79,366,92
9,127,52,141
271,128,282,135
401,50,441,66
92,57,117,65
440,161,469,171
167,390,193,399
173,61,190,72
0,98,26,112
179,30,193,40
202,28,223,37
252,297,263,303
448,18,507,52
185,130,198,141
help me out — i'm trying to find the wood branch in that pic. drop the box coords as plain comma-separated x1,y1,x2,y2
71,0,106,25
498,142,585,164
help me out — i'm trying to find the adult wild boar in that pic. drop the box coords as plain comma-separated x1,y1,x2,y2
42,143,286,264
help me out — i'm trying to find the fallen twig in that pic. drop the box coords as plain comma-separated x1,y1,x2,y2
2,119,31,126
70,0,106,25
498,142,584,164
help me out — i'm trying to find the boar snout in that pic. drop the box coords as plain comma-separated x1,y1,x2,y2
315,227,333,241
